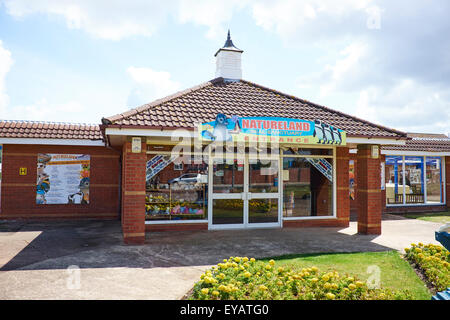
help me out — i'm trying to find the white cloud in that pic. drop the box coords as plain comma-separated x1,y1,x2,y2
0,41,94,122
2,0,247,41
176,0,248,39
355,80,450,133
126,66,181,107
6,98,87,122
318,41,369,97
3,0,174,40
251,0,372,41
0,40,13,116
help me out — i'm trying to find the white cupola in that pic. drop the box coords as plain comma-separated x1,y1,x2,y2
215,30,243,80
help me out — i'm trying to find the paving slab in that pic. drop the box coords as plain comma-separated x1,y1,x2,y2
0,215,443,299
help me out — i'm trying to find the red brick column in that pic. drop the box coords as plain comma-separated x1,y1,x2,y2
121,138,146,244
446,156,450,210
336,147,350,227
356,144,381,234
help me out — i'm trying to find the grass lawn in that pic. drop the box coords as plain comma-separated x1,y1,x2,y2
261,251,431,300
402,210,450,224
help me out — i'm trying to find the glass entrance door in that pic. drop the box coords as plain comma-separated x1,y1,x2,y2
209,155,281,229
210,157,245,227
247,157,280,226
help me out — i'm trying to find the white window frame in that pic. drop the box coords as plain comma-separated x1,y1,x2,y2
281,146,336,221
385,155,446,207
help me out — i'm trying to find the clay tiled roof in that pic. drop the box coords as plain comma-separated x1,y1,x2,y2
0,120,103,141
103,78,407,139
383,133,450,152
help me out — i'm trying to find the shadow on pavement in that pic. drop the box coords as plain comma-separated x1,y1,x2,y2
0,219,393,271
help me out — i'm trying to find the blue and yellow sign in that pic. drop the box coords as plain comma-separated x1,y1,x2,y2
199,114,346,145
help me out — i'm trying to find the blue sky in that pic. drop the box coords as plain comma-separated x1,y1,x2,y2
0,0,449,134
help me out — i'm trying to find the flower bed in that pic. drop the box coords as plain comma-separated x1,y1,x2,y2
189,256,412,300
404,243,450,292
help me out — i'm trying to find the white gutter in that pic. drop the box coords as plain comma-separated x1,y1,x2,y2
0,138,105,146
105,127,193,138
346,137,406,146
381,149,450,156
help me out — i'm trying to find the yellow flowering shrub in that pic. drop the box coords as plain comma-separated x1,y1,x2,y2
404,243,450,292
190,256,412,300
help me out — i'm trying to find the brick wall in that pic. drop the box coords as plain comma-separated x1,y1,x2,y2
1,144,120,219
121,138,146,244
385,205,447,214
356,144,381,234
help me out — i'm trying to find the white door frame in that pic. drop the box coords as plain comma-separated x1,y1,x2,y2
208,154,282,230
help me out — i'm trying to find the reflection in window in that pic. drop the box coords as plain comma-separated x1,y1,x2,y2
212,199,243,224
249,159,278,193
248,198,278,223
404,156,425,204
283,157,333,217
426,157,443,203
145,155,208,221
212,159,244,193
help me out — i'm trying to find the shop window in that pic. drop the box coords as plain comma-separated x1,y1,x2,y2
145,154,208,221
385,156,403,204
385,155,444,205
282,157,333,217
426,157,443,204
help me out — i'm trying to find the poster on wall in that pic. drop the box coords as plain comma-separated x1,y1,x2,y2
349,160,355,200
409,168,422,184
380,162,385,191
36,154,90,204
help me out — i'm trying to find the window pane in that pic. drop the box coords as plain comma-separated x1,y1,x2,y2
249,158,278,193
212,158,244,193
426,157,443,203
249,199,278,223
212,199,243,224
385,156,403,204
404,156,425,204
283,157,333,217
145,155,208,221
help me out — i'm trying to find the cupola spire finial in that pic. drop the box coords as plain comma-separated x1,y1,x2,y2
214,30,243,80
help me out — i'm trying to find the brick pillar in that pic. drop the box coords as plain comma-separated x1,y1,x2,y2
121,137,146,244
446,156,450,210
336,147,350,227
356,144,382,234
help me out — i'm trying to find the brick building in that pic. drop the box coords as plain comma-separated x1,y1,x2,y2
0,33,448,244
